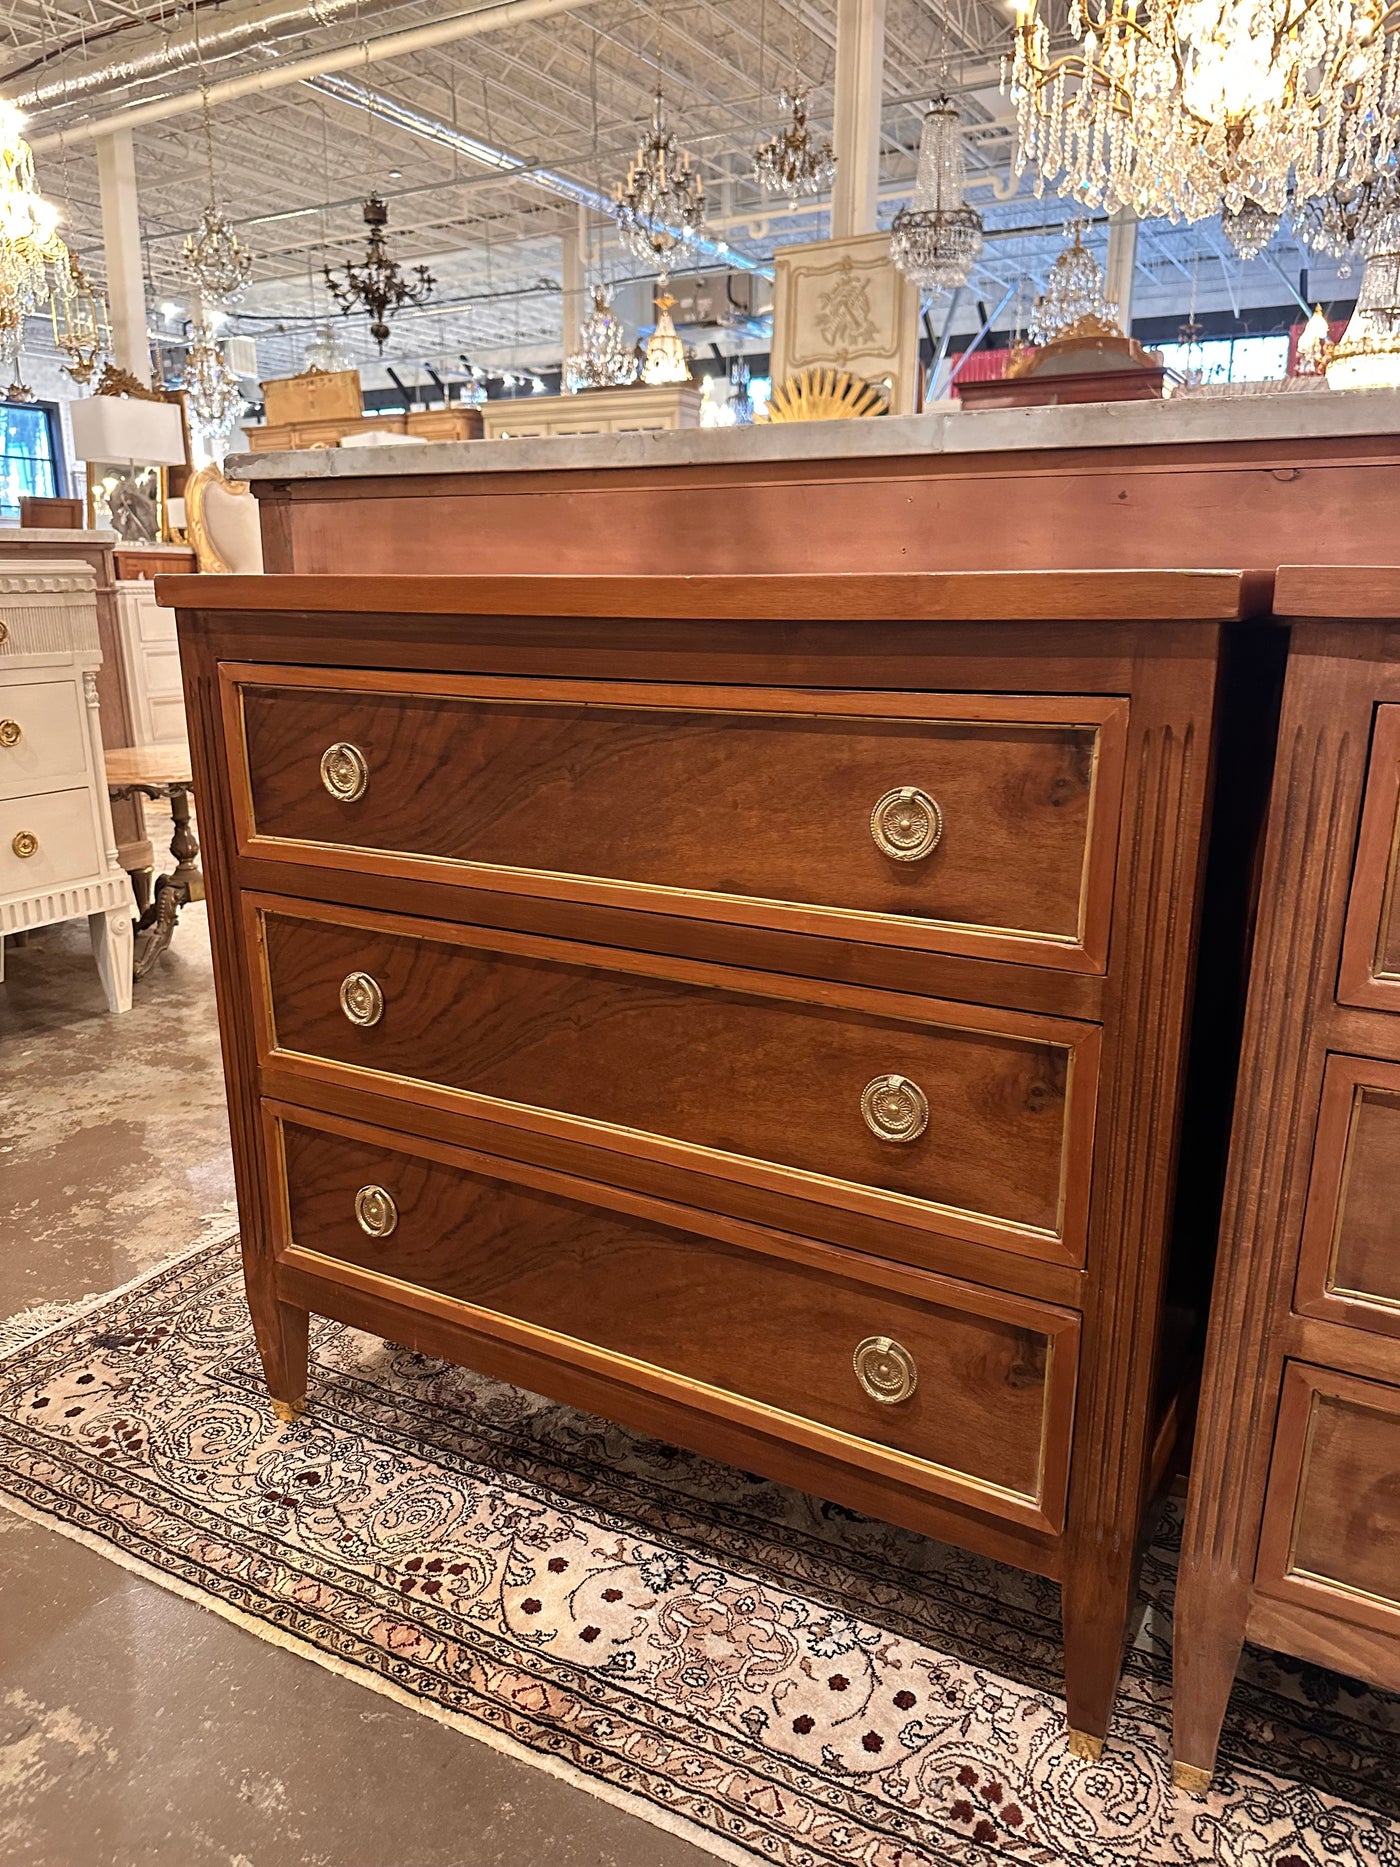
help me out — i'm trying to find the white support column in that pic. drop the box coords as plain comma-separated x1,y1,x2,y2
830,0,886,239
1105,208,1139,331
96,129,151,381
561,215,585,368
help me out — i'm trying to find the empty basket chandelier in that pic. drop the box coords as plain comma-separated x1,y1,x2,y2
752,88,836,198
890,97,984,294
324,194,434,355
616,88,706,273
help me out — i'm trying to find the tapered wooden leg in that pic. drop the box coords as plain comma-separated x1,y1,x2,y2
249,1289,310,1423
1171,1569,1247,1795
1062,1546,1139,1758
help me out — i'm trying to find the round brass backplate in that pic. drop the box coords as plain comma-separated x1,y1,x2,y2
870,786,942,862
339,970,385,1027
354,1184,398,1238
11,829,38,859
0,718,20,748
860,1074,929,1144
853,1335,918,1405
320,741,369,802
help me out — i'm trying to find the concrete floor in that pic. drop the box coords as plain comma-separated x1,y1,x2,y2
0,903,715,1867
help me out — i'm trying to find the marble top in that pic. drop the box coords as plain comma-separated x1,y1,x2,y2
232,386,1400,482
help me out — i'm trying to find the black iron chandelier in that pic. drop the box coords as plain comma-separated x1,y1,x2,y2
323,194,434,355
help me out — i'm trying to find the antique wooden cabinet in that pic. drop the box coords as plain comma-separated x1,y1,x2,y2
1173,566,1400,1790
165,567,1260,1756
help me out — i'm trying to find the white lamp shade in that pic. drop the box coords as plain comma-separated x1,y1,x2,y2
69,393,187,466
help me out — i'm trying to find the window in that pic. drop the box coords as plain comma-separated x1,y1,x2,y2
0,401,62,521
1156,333,1291,382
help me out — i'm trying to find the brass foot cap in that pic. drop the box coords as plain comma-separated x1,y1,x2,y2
1067,1728,1105,1762
271,1397,307,1424
1172,1761,1212,1796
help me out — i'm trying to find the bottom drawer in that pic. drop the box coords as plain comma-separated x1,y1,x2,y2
0,787,99,895
1256,1361,1400,1637
269,1106,1078,1534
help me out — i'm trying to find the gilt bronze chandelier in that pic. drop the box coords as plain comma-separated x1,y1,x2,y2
615,89,706,274
324,194,434,355
752,89,836,198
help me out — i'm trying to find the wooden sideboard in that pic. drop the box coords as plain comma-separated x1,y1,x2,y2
1173,565,1400,1790
242,409,483,453
241,406,1400,577
164,566,1265,1757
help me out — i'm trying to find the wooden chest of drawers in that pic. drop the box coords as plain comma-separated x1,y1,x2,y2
1174,566,1400,1790
165,567,1260,1756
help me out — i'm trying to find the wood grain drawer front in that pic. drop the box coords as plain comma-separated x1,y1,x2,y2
229,668,1129,972
1256,1362,1400,1639
257,903,1098,1265
0,787,99,893
0,679,88,799
1340,706,1400,1012
271,1110,1079,1533
1296,1055,1400,1338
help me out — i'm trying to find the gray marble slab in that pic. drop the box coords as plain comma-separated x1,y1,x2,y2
231,387,1400,482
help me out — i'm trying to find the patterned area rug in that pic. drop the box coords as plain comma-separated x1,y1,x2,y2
1,1237,1397,1867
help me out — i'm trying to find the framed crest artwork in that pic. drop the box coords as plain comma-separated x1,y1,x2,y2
770,233,922,416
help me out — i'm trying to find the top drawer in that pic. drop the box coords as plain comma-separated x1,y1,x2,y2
1340,705,1400,1012
226,667,1129,972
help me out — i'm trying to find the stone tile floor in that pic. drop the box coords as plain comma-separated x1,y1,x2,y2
0,903,713,1867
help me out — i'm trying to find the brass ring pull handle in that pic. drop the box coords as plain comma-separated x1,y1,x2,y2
11,829,38,859
354,1184,398,1238
853,1335,918,1405
340,970,385,1027
0,618,9,644
320,741,368,802
0,718,20,747
860,1074,929,1143
870,786,942,861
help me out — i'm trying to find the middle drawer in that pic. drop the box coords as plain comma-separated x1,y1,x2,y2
251,897,1099,1269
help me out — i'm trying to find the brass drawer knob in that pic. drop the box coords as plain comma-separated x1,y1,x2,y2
354,1184,398,1238
0,718,20,747
11,829,38,859
870,786,942,861
320,741,368,802
861,1073,929,1143
853,1335,918,1405
340,970,384,1027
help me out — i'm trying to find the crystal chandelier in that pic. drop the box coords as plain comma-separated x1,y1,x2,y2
1297,166,1400,261
302,325,357,373
1221,198,1283,259
324,194,434,355
752,88,836,198
890,98,984,293
1327,208,1400,388
0,102,71,338
640,290,690,384
51,251,110,386
564,284,638,392
183,89,252,307
616,89,706,273
185,326,244,448
1008,0,1400,224
1028,222,1120,344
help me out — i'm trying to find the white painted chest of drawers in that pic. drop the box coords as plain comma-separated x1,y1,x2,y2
0,562,132,1011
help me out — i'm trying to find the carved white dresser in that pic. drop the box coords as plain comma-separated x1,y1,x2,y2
115,578,186,746
0,561,133,1011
